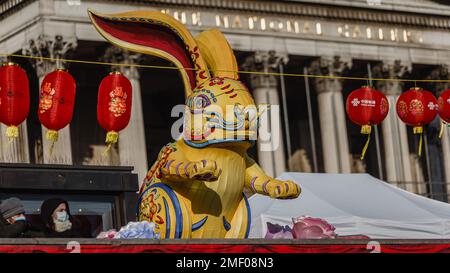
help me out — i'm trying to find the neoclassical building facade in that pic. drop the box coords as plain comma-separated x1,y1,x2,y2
1,0,450,201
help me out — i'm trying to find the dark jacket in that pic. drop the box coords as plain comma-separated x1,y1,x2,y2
0,217,27,238
40,198,91,238
0,217,45,238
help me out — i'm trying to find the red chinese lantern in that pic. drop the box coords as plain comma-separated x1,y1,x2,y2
346,86,389,160
438,89,450,138
0,62,30,140
396,87,438,156
97,71,132,153
38,69,76,153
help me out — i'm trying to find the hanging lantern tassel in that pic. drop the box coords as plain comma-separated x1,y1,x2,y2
414,126,423,157
46,130,59,157
6,125,19,144
360,125,372,160
102,131,119,156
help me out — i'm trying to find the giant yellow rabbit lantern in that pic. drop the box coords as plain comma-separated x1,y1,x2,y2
89,10,300,239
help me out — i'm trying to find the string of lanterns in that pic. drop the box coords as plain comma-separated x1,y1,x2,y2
0,62,132,156
0,60,449,160
346,86,450,159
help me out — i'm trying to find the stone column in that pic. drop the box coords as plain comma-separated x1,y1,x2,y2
425,65,450,198
309,56,351,173
443,124,450,195
102,47,148,185
0,125,30,163
243,51,287,177
22,34,77,165
372,60,415,191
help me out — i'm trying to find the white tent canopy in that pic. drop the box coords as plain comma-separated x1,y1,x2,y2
249,173,450,239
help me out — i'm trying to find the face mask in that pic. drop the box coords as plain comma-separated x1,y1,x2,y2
55,211,69,222
13,216,26,222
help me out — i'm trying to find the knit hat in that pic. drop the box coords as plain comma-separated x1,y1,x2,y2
0,197,25,219
40,198,71,226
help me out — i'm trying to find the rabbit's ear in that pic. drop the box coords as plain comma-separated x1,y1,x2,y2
88,9,211,97
196,29,239,80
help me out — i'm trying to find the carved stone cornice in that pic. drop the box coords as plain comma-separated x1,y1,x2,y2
371,60,411,96
2,0,450,31
314,56,352,77
101,46,142,80
241,50,288,89
22,34,77,78
112,0,450,30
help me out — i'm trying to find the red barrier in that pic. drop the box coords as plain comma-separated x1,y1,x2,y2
1,241,450,253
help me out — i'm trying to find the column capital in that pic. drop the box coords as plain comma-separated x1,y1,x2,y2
424,64,449,96
309,55,351,94
101,46,142,80
316,55,352,76
242,50,288,89
22,34,77,78
371,59,411,96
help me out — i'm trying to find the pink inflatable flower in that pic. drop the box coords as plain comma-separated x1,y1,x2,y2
96,229,118,239
264,222,293,239
292,216,337,239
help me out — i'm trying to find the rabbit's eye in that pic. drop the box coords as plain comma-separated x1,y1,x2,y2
193,94,211,109
234,103,244,114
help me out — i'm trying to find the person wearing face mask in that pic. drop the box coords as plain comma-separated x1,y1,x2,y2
0,197,27,238
40,198,91,238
